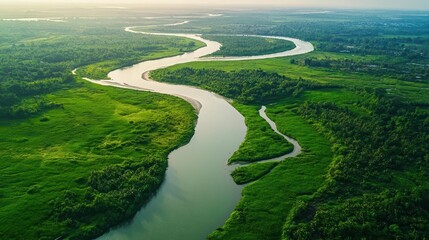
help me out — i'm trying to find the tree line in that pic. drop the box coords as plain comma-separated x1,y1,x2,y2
52,158,166,239
0,22,200,119
290,57,429,83
283,88,429,239
152,68,337,104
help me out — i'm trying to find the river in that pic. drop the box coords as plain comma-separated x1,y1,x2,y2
84,25,314,240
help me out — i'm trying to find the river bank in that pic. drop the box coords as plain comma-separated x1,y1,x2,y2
80,24,314,240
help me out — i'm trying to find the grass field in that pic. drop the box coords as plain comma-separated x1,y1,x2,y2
0,18,202,239
203,35,295,57
75,40,204,80
0,80,196,239
210,98,333,239
160,51,429,105
231,162,279,184
229,103,293,163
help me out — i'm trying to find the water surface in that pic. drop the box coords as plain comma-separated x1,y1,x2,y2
90,26,313,240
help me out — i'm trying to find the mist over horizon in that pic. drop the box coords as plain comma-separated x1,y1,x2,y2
1,0,429,11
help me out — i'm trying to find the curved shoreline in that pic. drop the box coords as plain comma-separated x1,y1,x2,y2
229,106,302,168
201,34,314,61
257,106,302,162
77,23,314,240
125,26,314,62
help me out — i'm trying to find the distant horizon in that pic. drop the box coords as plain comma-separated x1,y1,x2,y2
1,1,429,11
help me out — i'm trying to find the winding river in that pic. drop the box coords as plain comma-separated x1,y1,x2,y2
83,24,314,240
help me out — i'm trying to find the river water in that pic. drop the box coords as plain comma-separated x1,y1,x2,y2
89,27,313,240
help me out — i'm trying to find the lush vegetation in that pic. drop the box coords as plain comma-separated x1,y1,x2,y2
209,86,428,239
160,52,429,106
228,104,293,163
290,55,428,83
0,84,197,240
152,68,334,104
0,20,202,118
2,7,429,240
152,61,336,240
203,35,295,57
152,10,429,239
0,18,200,239
209,100,333,239
283,89,429,240
151,68,331,165
231,162,279,184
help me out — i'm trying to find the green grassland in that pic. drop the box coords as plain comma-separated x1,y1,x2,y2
210,99,333,239
157,52,429,105
231,162,279,185
75,38,203,80
0,81,197,239
229,104,293,163
0,20,204,118
203,35,295,57
0,18,201,239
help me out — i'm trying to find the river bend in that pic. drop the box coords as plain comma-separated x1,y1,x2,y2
83,24,314,240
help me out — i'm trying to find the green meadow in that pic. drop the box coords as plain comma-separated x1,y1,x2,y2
229,103,293,163
231,162,279,185
160,52,429,105
0,81,197,239
0,18,201,239
203,35,295,57
209,98,333,239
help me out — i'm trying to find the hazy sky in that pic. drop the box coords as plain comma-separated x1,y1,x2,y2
2,0,429,10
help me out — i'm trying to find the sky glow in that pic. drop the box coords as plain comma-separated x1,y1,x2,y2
1,0,429,10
